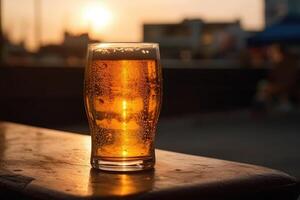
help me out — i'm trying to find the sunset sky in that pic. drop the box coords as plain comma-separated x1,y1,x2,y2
3,0,264,51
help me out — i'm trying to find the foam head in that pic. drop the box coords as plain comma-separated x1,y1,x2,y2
89,43,159,60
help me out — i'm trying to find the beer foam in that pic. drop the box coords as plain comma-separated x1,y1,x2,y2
89,43,159,60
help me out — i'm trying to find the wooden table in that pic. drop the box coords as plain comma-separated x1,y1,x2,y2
0,122,298,200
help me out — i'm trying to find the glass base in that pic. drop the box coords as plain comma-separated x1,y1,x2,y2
91,156,155,172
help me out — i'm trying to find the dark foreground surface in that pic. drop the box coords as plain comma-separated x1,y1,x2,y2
0,122,299,200
158,110,300,179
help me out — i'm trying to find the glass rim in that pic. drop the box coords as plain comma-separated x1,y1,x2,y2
88,42,159,49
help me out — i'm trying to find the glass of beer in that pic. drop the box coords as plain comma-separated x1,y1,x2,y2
84,43,162,171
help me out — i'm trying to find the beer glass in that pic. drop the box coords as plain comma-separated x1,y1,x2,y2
84,43,162,171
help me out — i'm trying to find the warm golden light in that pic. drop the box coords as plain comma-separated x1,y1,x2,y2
88,169,154,196
121,63,128,157
121,99,128,157
82,3,112,33
122,100,127,121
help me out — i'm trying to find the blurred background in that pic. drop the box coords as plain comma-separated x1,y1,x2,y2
0,0,300,183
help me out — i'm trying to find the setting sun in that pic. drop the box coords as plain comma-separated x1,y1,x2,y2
82,3,112,34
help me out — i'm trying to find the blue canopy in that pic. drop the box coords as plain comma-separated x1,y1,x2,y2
248,15,300,46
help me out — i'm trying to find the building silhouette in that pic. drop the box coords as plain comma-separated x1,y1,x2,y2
37,32,100,66
2,31,100,66
144,19,246,60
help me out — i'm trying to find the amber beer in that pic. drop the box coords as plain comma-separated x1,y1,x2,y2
84,43,162,171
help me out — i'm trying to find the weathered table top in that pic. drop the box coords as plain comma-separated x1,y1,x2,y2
0,122,298,200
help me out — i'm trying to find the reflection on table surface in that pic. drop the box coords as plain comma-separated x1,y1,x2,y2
88,169,154,197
